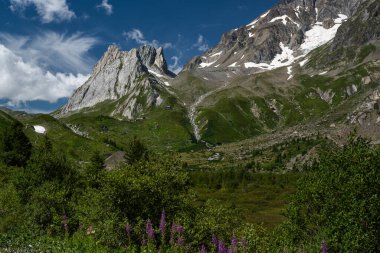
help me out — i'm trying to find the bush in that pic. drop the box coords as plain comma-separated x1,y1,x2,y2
285,135,380,252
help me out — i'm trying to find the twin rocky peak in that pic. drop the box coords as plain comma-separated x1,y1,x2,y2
60,45,175,119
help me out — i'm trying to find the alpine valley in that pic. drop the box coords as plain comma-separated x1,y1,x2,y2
1,0,380,252
44,0,380,163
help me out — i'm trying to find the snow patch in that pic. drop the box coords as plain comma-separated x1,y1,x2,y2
33,125,46,134
246,10,270,29
287,66,293,80
148,70,164,78
245,43,303,70
156,96,163,106
269,15,289,25
249,32,255,37
228,62,239,67
210,51,223,57
199,60,217,68
299,58,309,67
319,71,328,75
300,14,348,54
269,15,300,27
164,81,170,86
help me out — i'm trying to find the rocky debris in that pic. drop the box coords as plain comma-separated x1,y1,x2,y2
348,89,380,124
104,151,127,170
346,84,358,96
59,45,175,119
66,124,89,138
314,88,335,104
208,153,222,161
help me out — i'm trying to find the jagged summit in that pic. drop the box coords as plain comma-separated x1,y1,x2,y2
58,45,175,119
184,0,364,75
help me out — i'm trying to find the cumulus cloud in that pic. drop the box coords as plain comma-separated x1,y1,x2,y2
169,56,182,74
10,0,76,23
0,31,98,73
0,31,97,104
97,0,113,15
192,35,209,52
0,44,89,103
124,29,173,49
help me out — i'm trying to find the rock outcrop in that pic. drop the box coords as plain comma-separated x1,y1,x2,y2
59,45,175,119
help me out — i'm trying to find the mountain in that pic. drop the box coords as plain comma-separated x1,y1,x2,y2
172,0,380,143
58,45,176,119
57,0,380,147
184,0,364,74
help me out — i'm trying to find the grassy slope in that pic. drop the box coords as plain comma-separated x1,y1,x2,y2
19,114,113,161
191,58,379,144
60,91,196,152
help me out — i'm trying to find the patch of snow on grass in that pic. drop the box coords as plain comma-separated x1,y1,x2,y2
319,71,328,75
33,125,46,134
156,96,163,106
164,81,170,86
299,58,309,67
228,62,239,67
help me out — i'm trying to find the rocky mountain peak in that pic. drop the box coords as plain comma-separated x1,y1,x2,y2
184,0,364,76
58,45,175,118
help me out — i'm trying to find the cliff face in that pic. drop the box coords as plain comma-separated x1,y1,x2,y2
59,45,175,119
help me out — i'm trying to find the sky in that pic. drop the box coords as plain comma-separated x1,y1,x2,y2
0,0,278,113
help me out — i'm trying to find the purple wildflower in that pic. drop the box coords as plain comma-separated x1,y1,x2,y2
142,239,147,246
200,245,207,253
218,240,226,253
176,224,184,234
177,236,184,247
146,219,155,241
227,248,234,253
231,236,238,251
321,240,328,253
170,223,176,245
212,235,218,248
283,247,287,253
159,210,166,236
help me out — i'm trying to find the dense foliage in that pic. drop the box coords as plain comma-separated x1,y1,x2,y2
0,130,379,252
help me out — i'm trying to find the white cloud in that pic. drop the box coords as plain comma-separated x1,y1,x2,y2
10,0,76,23
193,35,209,52
0,44,88,103
169,56,182,74
0,31,97,73
124,29,173,49
97,0,113,15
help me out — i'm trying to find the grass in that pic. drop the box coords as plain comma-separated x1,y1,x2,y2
197,96,263,144
191,171,301,228
20,114,113,162
61,91,195,152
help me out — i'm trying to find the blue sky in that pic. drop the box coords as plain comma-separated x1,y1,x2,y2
0,0,278,113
